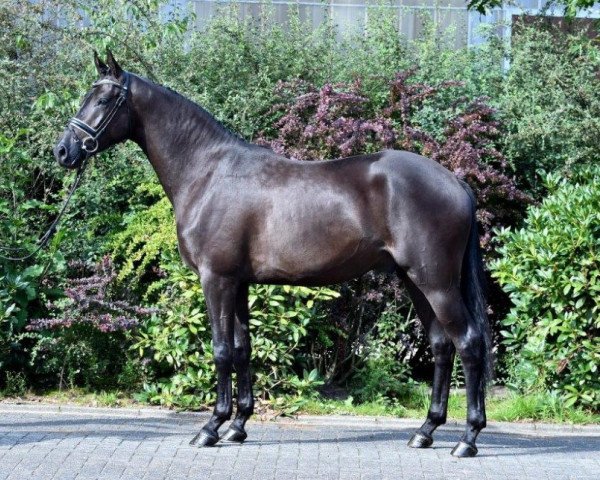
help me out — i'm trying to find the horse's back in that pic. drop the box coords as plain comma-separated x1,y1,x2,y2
247,149,470,283
179,147,471,285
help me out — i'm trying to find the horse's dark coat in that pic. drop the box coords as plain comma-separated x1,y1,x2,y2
54,52,491,457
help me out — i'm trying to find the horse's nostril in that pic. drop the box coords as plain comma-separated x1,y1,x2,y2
55,143,70,164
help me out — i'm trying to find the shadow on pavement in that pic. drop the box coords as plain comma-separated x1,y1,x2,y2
1,414,599,457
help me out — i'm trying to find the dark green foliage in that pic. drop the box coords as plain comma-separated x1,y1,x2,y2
2,371,27,397
468,0,599,17
27,324,129,390
491,167,600,409
500,25,600,193
25,257,152,391
347,306,418,404
0,258,67,381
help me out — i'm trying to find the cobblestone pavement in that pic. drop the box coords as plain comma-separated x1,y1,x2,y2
1,404,599,480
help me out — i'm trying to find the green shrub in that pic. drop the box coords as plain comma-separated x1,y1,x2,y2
491,167,600,409
500,25,600,192
0,259,67,375
2,371,27,397
110,182,176,291
25,257,151,391
133,260,339,408
347,305,417,403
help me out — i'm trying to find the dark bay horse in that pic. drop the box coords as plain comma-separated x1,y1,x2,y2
54,51,492,458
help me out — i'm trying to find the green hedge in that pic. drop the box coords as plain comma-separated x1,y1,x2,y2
491,167,600,409
500,24,600,193
2,0,600,410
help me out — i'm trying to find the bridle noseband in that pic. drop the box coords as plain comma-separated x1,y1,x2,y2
68,71,131,154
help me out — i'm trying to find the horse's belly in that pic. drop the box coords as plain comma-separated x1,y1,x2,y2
249,229,392,285
246,185,393,284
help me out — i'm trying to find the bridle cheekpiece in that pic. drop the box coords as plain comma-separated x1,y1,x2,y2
68,71,130,154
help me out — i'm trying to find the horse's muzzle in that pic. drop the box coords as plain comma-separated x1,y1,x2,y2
54,138,83,170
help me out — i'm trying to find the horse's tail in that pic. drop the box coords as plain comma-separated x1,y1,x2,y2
460,181,494,386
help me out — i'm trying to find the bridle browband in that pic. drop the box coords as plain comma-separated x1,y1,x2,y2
68,71,131,154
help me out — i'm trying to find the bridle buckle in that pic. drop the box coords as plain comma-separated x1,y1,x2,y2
82,137,98,153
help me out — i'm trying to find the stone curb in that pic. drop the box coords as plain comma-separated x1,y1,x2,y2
1,401,599,437
281,414,600,437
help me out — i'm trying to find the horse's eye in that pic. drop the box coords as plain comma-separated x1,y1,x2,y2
96,97,110,106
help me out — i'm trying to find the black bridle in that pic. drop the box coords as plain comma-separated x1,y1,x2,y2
0,72,131,262
68,71,131,154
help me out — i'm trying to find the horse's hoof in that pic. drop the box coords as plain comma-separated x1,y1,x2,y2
190,429,219,447
451,441,478,458
221,425,248,443
407,431,433,448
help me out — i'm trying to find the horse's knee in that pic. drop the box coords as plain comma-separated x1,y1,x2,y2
213,343,232,370
232,346,250,369
430,336,455,362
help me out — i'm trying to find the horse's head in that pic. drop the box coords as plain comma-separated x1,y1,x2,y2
54,50,131,169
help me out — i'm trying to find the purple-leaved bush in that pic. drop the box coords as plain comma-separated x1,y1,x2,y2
259,80,396,160
28,256,154,333
258,69,532,248
384,68,463,150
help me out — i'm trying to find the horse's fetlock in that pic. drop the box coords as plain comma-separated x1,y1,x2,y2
467,413,486,431
427,411,447,426
237,397,254,416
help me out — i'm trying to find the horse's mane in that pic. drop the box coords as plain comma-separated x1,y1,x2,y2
136,73,248,145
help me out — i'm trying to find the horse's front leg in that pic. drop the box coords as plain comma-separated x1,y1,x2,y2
190,271,237,447
222,283,254,443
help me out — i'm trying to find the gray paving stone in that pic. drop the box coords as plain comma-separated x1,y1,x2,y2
0,404,599,479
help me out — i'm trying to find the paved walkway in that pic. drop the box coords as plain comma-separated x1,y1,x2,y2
1,403,599,480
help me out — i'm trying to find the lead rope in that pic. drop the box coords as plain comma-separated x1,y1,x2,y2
0,156,89,262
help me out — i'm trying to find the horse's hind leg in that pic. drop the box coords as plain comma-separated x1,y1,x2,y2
190,270,237,447
419,286,487,457
403,277,455,449
221,283,254,443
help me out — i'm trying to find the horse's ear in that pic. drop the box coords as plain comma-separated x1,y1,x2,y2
94,50,109,76
106,49,123,78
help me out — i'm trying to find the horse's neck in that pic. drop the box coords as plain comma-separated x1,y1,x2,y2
128,75,242,208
